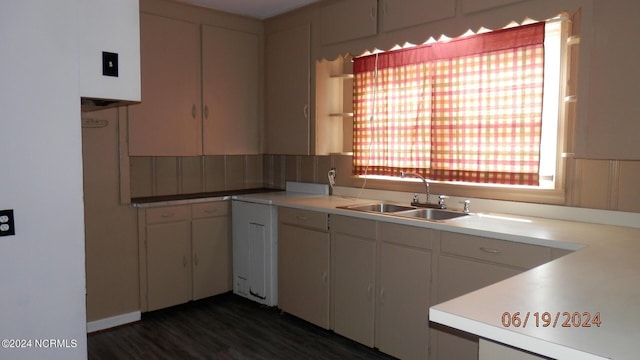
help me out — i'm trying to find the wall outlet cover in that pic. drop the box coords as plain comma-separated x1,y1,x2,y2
0,209,15,236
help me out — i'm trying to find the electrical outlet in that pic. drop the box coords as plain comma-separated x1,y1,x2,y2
0,209,15,236
102,51,118,77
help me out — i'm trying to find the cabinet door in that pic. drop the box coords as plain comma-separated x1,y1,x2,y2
191,216,230,300
378,242,431,360
435,255,522,360
380,0,455,33
266,23,311,155
319,0,377,45
202,25,259,155
146,221,191,311
128,13,202,156
278,223,330,329
331,231,376,347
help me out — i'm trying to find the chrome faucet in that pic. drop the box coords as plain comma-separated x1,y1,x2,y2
400,171,430,205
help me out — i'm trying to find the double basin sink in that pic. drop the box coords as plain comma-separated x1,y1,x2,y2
337,202,469,222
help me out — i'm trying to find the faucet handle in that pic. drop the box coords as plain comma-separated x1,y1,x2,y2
412,193,419,203
438,195,447,209
459,200,471,213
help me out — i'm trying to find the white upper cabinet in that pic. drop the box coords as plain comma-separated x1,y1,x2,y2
202,25,260,155
320,0,377,45
128,13,202,156
462,0,524,14
265,23,311,155
78,0,141,103
379,0,456,33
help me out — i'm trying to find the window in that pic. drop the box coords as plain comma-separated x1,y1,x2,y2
353,19,568,189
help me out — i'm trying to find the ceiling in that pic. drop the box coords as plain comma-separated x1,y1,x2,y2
176,0,321,19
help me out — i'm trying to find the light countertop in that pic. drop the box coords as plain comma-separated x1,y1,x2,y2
246,192,640,360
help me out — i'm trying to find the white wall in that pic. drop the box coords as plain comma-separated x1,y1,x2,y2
0,1,88,359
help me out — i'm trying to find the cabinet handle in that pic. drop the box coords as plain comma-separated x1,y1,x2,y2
380,288,385,304
322,272,328,285
367,284,373,300
370,6,376,20
191,104,197,119
295,215,309,221
204,105,209,119
303,104,309,119
480,247,502,254
160,213,175,218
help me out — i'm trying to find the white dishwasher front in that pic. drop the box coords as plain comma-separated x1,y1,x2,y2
231,200,276,306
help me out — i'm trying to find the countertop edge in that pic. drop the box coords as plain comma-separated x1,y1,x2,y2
428,308,609,360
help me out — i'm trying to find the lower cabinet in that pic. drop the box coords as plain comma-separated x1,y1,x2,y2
378,223,432,360
479,338,548,360
331,215,377,347
192,203,231,301
278,207,330,329
145,208,191,311
433,231,552,360
276,207,565,360
330,215,432,359
139,201,231,312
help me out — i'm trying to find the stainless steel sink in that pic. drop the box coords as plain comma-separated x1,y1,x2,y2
338,203,416,213
394,208,469,221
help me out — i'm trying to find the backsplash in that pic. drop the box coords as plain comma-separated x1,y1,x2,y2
129,153,640,214
129,155,264,197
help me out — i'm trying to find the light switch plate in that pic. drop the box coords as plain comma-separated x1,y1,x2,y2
0,209,15,236
102,51,118,77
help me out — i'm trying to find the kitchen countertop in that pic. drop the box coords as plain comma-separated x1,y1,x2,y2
251,192,640,360
131,187,282,207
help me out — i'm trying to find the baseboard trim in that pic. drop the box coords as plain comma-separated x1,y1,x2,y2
87,311,141,333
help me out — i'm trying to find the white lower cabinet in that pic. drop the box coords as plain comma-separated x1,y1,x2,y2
378,223,432,360
145,216,191,311
278,207,330,328
331,215,377,347
275,208,566,360
192,203,231,301
330,215,432,359
479,338,548,360
139,201,231,312
433,231,551,360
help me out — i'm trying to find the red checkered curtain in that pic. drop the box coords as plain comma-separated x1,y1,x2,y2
353,22,545,185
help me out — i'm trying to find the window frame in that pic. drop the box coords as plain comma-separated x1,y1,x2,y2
349,15,574,205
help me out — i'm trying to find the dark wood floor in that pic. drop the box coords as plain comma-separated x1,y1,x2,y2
88,292,396,360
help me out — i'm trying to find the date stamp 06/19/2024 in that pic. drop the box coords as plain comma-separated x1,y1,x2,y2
501,311,602,328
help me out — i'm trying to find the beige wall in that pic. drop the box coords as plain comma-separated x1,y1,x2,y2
82,108,139,322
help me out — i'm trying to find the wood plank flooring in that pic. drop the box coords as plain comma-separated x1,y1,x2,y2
88,292,396,360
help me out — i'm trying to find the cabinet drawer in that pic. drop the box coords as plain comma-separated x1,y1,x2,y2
441,232,550,269
146,205,189,224
331,215,377,239
279,207,328,231
380,222,432,250
192,201,229,219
